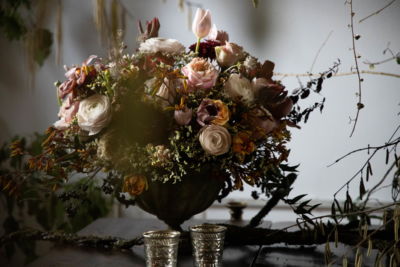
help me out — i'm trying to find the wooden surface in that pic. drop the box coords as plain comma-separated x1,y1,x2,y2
27,218,380,267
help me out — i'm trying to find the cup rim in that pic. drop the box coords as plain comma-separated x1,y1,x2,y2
190,224,227,233
143,230,181,239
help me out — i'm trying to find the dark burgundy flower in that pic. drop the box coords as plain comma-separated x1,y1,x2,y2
189,40,221,59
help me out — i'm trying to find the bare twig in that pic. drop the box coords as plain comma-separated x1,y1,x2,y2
274,70,400,79
309,30,334,73
327,138,400,167
359,0,397,23
331,125,400,198
348,0,363,137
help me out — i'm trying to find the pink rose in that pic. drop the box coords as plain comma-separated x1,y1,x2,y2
192,8,212,39
181,57,218,90
215,42,245,67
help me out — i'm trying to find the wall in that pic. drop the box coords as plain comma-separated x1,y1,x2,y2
0,0,399,222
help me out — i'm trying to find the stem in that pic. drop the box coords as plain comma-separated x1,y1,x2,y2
195,37,201,54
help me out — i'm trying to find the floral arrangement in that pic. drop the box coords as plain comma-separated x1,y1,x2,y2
29,9,307,201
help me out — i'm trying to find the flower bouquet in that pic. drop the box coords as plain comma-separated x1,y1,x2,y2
29,9,319,229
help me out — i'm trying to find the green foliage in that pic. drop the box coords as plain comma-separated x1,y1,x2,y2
0,134,112,262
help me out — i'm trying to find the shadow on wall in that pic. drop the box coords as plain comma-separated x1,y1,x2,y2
0,116,10,144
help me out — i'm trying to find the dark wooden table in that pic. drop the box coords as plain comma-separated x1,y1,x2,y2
28,218,379,267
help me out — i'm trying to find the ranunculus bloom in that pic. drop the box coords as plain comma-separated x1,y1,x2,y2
181,57,218,90
139,37,185,56
252,78,293,119
174,106,193,125
53,93,80,130
77,94,112,136
192,8,212,39
122,175,148,196
199,125,231,156
215,42,245,67
224,74,254,104
232,131,256,157
196,99,229,126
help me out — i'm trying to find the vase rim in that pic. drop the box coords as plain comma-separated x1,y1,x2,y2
143,230,181,239
190,224,227,233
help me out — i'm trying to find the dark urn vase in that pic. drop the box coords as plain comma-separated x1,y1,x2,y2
135,169,226,230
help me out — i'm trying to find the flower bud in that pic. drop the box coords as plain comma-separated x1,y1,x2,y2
192,8,212,39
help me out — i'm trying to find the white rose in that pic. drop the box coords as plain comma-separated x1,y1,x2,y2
77,94,112,136
199,125,231,156
139,37,185,56
224,73,254,104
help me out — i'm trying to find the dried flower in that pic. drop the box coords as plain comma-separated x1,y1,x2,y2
232,131,256,157
54,93,80,130
192,8,212,39
77,94,112,136
181,57,219,90
122,175,148,196
199,125,231,156
246,107,277,139
196,99,230,126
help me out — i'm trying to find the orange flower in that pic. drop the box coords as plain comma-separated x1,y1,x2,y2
122,175,148,196
232,131,256,157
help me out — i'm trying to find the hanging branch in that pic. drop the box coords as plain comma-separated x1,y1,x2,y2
348,0,363,137
274,70,400,79
359,0,397,23
331,124,400,200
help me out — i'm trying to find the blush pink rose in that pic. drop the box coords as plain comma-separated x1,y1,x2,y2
181,57,219,90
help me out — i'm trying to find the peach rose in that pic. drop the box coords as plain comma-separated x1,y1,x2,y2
181,57,218,90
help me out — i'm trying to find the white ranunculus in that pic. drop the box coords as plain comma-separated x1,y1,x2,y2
199,125,231,156
139,37,185,55
223,73,254,104
77,94,112,136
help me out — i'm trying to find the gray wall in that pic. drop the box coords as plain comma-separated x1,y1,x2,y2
0,0,399,206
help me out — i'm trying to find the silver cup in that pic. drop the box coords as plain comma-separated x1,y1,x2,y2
190,224,227,267
143,230,181,267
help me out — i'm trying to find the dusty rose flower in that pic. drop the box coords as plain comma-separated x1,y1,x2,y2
58,79,77,99
137,17,160,42
245,107,278,139
192,8,212,39
122,175,148,196
53,93,80,130
196,99,229,126
139,37,185,56
207,24,229,44
181,57,218,90
199,125,231,156
224,74,254,104
77,94,112,136
252,78,293,119
174,106,193,125
215,42,245,67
